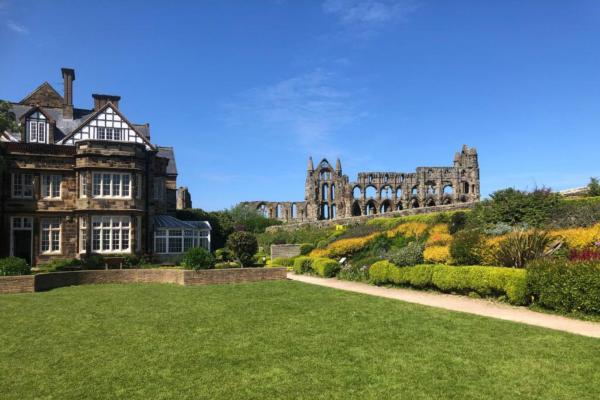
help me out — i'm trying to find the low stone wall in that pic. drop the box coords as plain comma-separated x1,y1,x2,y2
0,275,35,294
183,267,288,285
0,267,288,294
267,202,477,232
271,244,302,259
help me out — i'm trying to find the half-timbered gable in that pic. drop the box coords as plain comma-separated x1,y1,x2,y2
60,104,154,149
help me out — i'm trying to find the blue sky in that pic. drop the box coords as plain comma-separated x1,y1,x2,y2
1,0,599,210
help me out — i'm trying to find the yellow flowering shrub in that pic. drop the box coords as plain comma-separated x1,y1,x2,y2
426,224,452,246
478,235,508,266
387,222,428,239
310,234,378,258
550,224,600,249
423,245,450,264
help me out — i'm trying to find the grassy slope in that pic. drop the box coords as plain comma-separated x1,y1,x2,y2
1,282,599,400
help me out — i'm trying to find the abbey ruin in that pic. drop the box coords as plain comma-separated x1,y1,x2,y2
244,145,480,223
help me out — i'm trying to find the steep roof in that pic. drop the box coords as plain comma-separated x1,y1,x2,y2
157,146,177,175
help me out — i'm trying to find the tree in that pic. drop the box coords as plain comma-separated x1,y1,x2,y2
0,100,19,174
227,204,281,233
587,177,600,197
226,231,258,267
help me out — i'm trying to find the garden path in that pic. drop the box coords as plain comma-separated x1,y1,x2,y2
288,273,600,338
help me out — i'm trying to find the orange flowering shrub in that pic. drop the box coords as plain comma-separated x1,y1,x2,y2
478,235,508,266
426,224,452,246
550,224,600,249
387,222,428,239
423,245,450,264
310,234,378,258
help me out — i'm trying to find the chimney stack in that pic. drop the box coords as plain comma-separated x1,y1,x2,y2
61,68,75,119
92,94,121,111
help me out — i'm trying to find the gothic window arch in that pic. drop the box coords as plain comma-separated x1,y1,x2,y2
365,185,376,198
353,186,362,199
381,185,392,199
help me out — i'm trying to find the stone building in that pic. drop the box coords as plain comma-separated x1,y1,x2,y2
0,68,210,265
244,145,480,222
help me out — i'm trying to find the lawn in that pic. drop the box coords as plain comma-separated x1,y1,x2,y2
1,281,599,399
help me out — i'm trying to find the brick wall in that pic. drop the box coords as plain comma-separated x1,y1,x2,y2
0,275,35,294
183,267,287,286
0,267,288,294
271,244,302,259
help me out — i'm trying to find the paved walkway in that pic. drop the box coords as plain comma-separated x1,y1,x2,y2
288,273,600,338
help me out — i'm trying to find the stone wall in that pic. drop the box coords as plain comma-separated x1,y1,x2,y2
266,201,477,232
271,244,302,259
0,275,35,294
0,267,288,294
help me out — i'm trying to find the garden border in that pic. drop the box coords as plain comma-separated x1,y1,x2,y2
0,268,288,294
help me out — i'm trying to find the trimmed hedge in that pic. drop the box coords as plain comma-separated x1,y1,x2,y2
270,257,296,267
369,263,528,305
293,256,313,274
527,259,600,314
312,258,340,277
214,261,241,269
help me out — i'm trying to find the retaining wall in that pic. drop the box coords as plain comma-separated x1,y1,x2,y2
0,267,287,294
266,202,477,232
271,244,302,259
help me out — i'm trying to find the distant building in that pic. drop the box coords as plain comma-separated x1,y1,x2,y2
176,186,192,210
0,68,210,265
243,145,480,222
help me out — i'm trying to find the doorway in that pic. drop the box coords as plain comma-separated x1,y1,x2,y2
11,217,33,265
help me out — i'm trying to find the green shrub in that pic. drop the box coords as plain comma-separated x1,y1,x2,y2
338,263,370,282
82,254,105,269
215,248,234,262
587,177,600,197
227,231,259,267
0,257,30,276
299,243,315,255
293,256,313,274
386,242,424,266
369,234,393,256
548,196,600,228
38,258,80,273
527,259,600,314
214,261,241,269
369,260,396,284
495,230,557,268
271,257,295,267
181,247,215,270
450,229,483,265
312,258,340,277
449,211,468,234
431,265,527,305
395,264,435,288
122,255,140,268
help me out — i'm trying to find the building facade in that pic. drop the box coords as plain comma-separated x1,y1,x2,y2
0,68,210,265
244,145,480,222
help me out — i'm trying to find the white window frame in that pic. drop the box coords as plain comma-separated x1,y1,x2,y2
91,172,132,198
154,228,210,254
90,216,131,254
40,218,61,254
96,127,123,141
41,174,62,199
28,119,48,144
11,173,34,199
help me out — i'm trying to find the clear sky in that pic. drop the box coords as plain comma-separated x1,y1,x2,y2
1,0,599,210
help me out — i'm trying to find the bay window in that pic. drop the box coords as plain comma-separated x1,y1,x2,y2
91,172,132,198
91,216,131,253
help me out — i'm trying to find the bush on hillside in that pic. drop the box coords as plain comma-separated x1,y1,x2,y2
450,229,483,265
449,211,468,234
527,259,600,314
423,245,450,264
547,196,600,228
495,230,558,268
293,256,313,274
550,223,600,249
182,247,215,270
299,243,315,255
338,263,370,282
587,177,600,197
386,242,424,267
311,258,340,277
0,257,30,276
369,260,397,285
227,231,259,267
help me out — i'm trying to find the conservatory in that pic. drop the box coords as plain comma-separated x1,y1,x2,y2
153,215,211,259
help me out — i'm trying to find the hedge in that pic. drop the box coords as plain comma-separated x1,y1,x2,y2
270,257,296,267
293,256,313,274
0,257,30,276
312,258,340,277
369,263,528,305
527,259,600,315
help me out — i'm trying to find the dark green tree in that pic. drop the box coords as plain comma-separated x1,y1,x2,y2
0,100,19,174
226,231,258,267
587,177,600,197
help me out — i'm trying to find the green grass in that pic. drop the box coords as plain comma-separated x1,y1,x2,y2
1,282,599,399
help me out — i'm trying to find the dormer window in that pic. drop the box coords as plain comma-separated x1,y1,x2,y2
97,127,123,141
27,112,48,144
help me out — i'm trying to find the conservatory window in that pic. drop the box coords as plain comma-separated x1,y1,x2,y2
154,229,210,254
